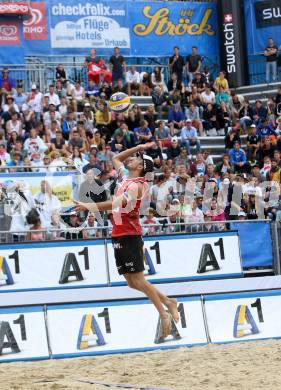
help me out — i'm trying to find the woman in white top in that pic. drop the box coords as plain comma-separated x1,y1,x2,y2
6,112,23,137
71,80,85,111
151,66,168,93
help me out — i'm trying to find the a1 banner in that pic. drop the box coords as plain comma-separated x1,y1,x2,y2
0,240,108,292
204,291,281,343
108,232,243,285
0,306,49,362
47,297,207,358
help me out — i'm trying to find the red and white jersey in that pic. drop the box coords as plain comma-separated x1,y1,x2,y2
111,177,147,237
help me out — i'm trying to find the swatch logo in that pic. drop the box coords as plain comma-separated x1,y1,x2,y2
23,2,47,41
0,21,20,45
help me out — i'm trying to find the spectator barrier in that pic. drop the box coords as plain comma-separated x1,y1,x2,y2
0,232,243,293
2,289,281,362
230,221,273,268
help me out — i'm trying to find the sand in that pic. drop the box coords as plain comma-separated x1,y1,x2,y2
1,340,281,390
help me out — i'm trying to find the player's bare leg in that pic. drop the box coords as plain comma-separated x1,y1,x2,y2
125,273,174,337
125,273,179,323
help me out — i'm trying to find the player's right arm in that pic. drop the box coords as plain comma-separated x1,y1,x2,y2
112,142,155,171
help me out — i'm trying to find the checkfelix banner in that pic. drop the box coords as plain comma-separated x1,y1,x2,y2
21,0,219,57
245,0,281,54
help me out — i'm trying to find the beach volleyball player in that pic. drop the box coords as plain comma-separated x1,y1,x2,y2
74,143,179,336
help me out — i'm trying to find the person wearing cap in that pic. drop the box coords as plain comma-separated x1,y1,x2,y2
181,118,201,155
13,83,27,111
0,67,16,94
229,140,251,173
74,143,179,337
238,210,247,220
166,136,181,163
27,84,43,121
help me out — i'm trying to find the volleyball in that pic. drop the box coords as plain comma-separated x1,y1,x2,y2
109,92,131,113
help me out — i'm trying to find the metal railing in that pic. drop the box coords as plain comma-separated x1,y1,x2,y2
248,54,281,85
1,54,220,92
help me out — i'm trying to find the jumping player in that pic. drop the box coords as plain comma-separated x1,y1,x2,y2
74,143,179,336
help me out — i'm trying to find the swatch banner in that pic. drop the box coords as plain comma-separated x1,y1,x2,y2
21,0,219,57
245,0,281,54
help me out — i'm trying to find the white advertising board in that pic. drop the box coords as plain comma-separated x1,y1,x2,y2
0,240,107,292
47,297,207,358
108,232,243,285
0,306,49,362
204,291,281,343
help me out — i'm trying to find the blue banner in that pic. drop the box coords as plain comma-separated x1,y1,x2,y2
21,0,219,57
245,0,281,55
230,222,273,268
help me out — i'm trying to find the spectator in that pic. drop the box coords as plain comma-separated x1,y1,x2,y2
253,100,268,123
229,140,250,173
185,199,204,232
86,49,112,84
6,112,23,137
27,84,43,121
13,83,27,110
151,66,167,93
71,80,85,112
202,103,217,136
126,66,141,96
152,86,168,119
133,119,152,144
214,71,229,93
191,72,205,93
257,118,277,139
185,102,204,136
168,104,185,135
26,208,44,241
155,120,171,149
247,125,261,161
264,37,278,83
167,72,181,93
215,154,233,176
142,208,160,235
191,152,206,176
169,46,185,82
23,128,47,156
216,101,231,135
140,72,153,96
166,136,181,163
55,64,66,82
0,68,16,95
186,46,202,84
46,84,60,107
109,47,126,85
34,180,61,227
201,84,216,105
239,99,254,131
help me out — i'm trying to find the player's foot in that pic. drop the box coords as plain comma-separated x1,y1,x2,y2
167,298,179,323
161,313,171,338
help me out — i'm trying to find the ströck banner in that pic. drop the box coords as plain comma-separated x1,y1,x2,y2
22,0,219,57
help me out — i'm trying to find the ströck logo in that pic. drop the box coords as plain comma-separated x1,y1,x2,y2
222,14,236,74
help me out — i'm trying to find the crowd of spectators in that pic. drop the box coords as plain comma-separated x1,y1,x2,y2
0,45,281,241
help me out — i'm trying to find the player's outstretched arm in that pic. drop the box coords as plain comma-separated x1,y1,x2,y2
112,142,155,170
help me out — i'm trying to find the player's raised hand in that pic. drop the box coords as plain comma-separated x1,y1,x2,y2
73,199,88,212
139,142,155,151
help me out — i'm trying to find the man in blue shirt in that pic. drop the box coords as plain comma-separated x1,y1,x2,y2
181,119,201,155
133,119,152,144
13,83,27,111
229,140,250,173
